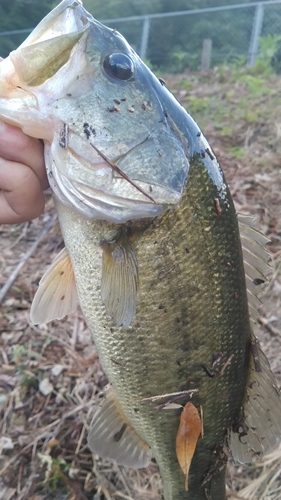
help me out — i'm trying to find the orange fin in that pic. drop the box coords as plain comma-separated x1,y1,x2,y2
30,247,77,324
176,402,202,491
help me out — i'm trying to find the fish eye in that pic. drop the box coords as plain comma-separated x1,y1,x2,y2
103,53,134,81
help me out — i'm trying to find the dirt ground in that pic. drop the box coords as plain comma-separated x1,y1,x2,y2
1,68,281,500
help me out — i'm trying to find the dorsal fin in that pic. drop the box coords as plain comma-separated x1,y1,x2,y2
230,335,281,463
88,386,152,468
101,235,139,327
30,247,78,324
238,213,272,322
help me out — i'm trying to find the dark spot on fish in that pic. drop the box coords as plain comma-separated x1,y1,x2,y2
108,106,119,112
121,97,126,101
83,123,91,139
142,103,147,110
205,148,215,160
113,423,127,442
197,131,201,137
110,357,123,366
201,149,206,158
133,408,139,413
159,304,164,310
114,99,121,104
48,171,53,178
176,359,182,366
60,271,64,276
67,93,72,97
60,295,65,301
90,126,96,136
185,246,190,253
214,197,222,215
149,186,153,192
164,111,168,118
253,278,265,286
154,241,158,245
234,292,239,299
201,364,216,378
176,318,181,323
147,100,152,107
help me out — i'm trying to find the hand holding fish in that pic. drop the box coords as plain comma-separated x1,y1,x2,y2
0,122,48,224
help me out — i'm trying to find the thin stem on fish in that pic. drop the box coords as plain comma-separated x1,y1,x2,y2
90,142,157,204
137,389,199,403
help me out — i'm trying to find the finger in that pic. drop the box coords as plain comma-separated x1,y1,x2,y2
0,121,49,190
0,158,45,224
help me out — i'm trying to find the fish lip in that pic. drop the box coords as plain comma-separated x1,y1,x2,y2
45,145,172,222
50,166,167,223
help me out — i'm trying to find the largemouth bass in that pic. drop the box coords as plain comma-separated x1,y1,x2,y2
0,1,280,499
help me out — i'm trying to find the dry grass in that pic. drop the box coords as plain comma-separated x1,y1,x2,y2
1,68,281,499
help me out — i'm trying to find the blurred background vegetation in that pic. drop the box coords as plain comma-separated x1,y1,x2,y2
0,0,281,73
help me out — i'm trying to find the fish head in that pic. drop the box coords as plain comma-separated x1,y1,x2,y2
0,0,190,222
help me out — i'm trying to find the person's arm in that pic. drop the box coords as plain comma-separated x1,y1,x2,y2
0,121,49,224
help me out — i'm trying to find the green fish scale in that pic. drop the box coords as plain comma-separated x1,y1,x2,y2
57,156,251,500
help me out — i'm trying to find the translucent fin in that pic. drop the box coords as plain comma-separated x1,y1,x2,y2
10,29,86,86
30,247,77,324
88,387,152,468
230,337,281,463
238,213,272,322
101,236,139,327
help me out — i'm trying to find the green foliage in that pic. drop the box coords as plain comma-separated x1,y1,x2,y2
0,0,55,57
226,146,245,159
39,454,71,491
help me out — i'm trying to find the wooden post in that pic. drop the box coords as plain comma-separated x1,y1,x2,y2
201,38,212,70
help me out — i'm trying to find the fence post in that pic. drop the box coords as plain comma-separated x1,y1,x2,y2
140,16,150,60
201,39,212,70
247,3,264,66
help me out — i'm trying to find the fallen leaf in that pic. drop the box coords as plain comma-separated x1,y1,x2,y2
176,402,202,491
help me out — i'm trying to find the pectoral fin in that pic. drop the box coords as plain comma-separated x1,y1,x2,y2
30,247,77,324
230,336,281,463
88,387,152,468
101,236,139,327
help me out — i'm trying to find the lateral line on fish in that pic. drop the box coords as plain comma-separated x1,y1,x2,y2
89,142,157,204
137,389,198,403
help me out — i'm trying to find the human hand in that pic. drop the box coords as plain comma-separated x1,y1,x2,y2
0,121,49,224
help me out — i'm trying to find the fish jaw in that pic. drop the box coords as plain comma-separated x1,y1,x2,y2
0,0,190,222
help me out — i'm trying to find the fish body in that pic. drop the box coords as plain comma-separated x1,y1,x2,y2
0,2,280,500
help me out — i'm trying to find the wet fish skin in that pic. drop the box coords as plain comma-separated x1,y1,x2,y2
56,142,250,500
0,2,280,500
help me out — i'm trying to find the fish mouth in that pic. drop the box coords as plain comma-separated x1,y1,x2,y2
45,133,182,223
